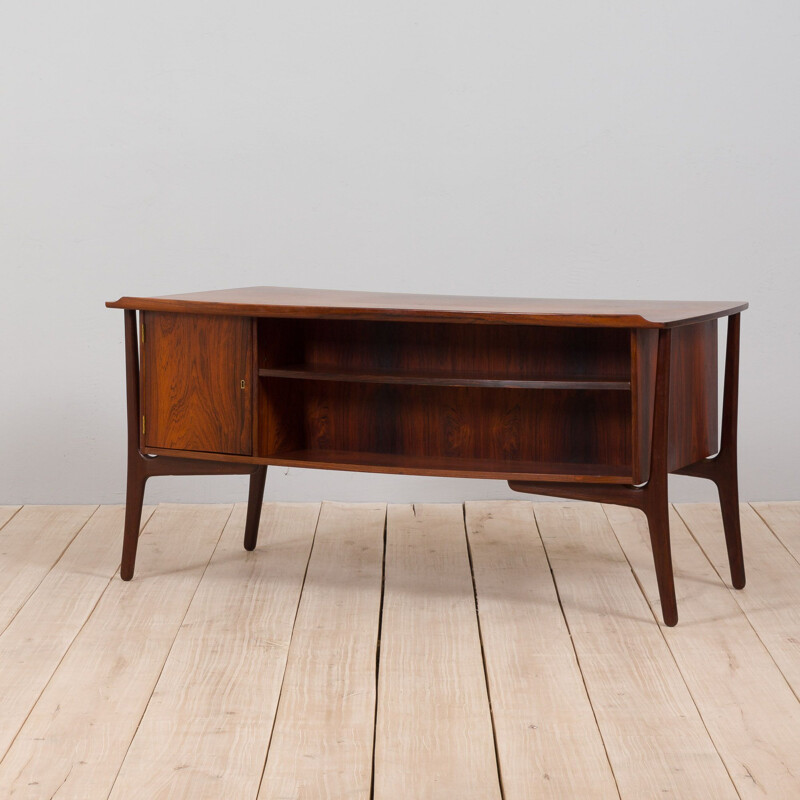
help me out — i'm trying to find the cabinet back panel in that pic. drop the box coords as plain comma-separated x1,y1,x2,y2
264,380,632,470
258,319,630,381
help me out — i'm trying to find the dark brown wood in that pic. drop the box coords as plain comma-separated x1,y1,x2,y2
673,314,744,589
262,382,631,474
143,445,633,483
278,319,632,380
642,328,677,626
142,312,253,455
107,286,748,329
631,322,718,482
109,288,746,625
631,328,657,483
121,309,146,581
256,320,634,475
243,466,268,551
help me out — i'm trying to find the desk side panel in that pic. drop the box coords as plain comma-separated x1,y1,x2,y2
633,321,718,482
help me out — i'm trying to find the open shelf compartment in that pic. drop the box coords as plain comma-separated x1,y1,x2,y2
255,316,636,482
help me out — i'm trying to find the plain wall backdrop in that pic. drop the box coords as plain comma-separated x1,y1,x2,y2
1,2,798,504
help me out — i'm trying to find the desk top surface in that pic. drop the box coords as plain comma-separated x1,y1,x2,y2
107,286,747,328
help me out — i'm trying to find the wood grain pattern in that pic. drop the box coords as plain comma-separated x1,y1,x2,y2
142,311,253,455
259,502,385,800
606,503,800,798
262,319,631,380
631,321,718,478
374,504,502,800
676,503,800,698
667,320,719,471
534,503,737,799
256,320,635,475
0,505,154,762
108,286,748,328
265,381,633,473
465,501,619,799
2,502,800,799
0,504,230,799
0,505,96,634
109,503,320,800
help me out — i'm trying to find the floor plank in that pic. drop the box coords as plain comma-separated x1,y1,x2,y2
0,506,21,530
465,500,619,799
0,505,155,761
676,502,800,699
534,502,737,800
751,501,800,563
0,504,230,800
606,503,800,798
259,502,385,800
0,505,97,633
108,503,320,800
2,501,800,798
373,504,502,800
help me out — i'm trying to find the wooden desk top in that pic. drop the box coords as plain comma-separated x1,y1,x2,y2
107,286,747,328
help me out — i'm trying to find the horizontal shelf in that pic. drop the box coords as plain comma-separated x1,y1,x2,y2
258,364,631,391
265,449,633,484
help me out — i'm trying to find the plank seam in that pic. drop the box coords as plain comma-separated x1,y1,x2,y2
105,503,235,800
463,503,506,800
601,504,743,800
0,505,100,639
0,506,23,532
255,501,323,800
674,503,800,708
532,504,623,800
369,505,388,800
0,506,157,768
749,503,800,570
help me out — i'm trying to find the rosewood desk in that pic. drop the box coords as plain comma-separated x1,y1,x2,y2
107,288,748,626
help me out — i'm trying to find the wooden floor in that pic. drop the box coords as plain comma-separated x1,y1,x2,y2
0,501,799,798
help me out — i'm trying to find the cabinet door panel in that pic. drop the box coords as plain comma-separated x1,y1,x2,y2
142,312,253,455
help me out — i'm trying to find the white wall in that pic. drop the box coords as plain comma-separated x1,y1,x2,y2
1,2,798,504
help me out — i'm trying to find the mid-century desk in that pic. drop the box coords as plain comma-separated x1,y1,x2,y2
107,288,748,626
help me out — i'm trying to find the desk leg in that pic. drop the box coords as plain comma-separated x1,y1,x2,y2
243,466,268,551
121,309,146,581
121,457,148,581
642,328,677,626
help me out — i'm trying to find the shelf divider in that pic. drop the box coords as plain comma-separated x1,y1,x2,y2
258,364,631,391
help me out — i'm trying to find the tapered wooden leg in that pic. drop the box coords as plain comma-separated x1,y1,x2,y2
121,464,147,581
644,498,678,626
645,328,678,626
716,462,745,589
243,466,268,551
718,313,745,589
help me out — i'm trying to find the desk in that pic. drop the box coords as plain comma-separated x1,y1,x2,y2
107,287,748,626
